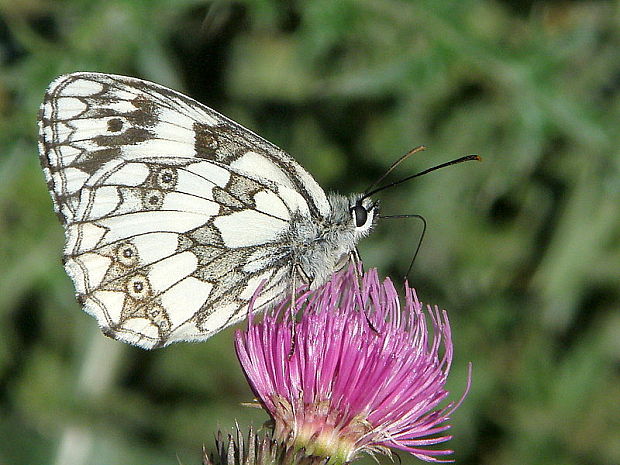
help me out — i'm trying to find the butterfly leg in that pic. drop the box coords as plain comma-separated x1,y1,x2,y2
351,248,364,286
350,248,378,333
288,264,299,357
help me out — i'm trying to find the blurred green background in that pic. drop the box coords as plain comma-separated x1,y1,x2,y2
1,1,619,464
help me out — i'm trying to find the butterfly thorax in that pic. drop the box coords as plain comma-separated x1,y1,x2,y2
290,193,377,289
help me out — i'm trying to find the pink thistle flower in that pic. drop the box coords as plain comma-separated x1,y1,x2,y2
234,267,471,465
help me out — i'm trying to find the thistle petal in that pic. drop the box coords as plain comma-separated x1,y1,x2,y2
235,266,470,464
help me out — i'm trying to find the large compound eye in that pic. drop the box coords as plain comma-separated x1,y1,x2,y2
351,204,368,228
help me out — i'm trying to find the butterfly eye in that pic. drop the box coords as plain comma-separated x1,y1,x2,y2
351,204,368,228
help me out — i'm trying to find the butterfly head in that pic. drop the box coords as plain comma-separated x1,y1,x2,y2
349,195,378,238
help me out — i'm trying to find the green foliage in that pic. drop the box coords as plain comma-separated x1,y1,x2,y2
1,1,618,464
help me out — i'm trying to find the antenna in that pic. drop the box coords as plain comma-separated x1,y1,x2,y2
364,151,480,280
363,145,427,195
362,154,481,201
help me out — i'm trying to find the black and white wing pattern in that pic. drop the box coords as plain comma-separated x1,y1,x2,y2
38,72,377,349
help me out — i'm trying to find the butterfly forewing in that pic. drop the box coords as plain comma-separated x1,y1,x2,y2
38,72,331,348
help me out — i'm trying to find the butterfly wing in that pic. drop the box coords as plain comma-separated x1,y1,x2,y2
38,72,328,348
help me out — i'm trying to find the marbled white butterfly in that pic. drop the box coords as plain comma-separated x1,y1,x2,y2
38,72,380,349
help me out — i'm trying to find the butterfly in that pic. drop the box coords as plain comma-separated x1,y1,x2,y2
38,72,380,349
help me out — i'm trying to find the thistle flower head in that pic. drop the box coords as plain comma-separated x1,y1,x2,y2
235,267,470,464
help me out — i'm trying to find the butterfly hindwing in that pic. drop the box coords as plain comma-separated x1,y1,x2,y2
38,72,327,348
